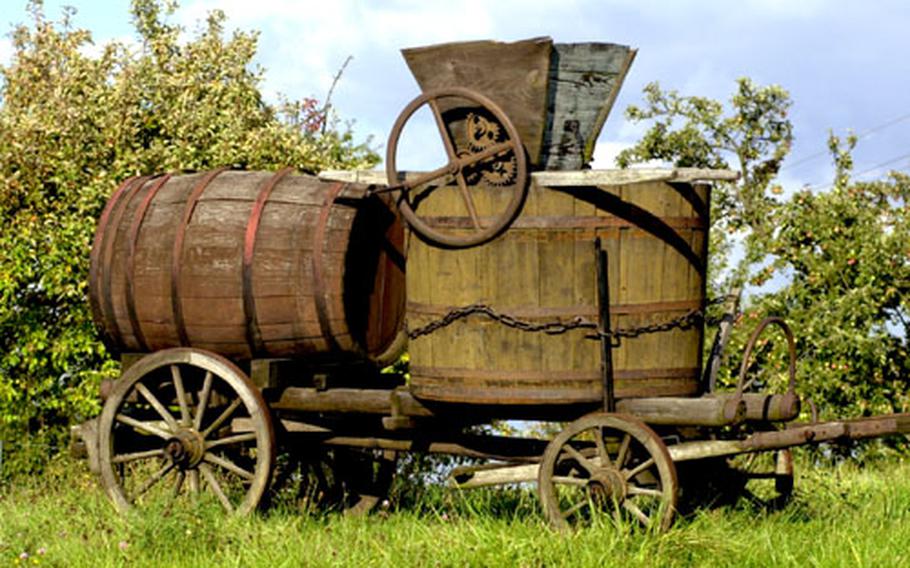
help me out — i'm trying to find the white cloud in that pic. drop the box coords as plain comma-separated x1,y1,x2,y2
590,140,631,169
174,0,586,158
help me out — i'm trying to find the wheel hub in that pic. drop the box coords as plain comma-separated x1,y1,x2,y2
588,467,627,503
164,429,205,468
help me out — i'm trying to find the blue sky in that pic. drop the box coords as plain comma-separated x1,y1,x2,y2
2,0,909,190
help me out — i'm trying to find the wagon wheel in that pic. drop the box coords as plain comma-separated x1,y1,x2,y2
728,317,798,507
334,448,398,515
538,413,678,532
727,449,794,509
272,447,397,516
386,86,529,249
98,348,275,515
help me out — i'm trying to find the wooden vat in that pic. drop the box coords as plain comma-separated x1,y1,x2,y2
89,169,406,363
401,169,736,407
401,38,635,169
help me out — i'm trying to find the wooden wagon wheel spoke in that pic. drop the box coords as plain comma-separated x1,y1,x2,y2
562,444,599,476
99,348,275,516
130,461,176,501
628,486,663,498
201,398,242,439
111,448,165,464
170,364,192,427
115,414,172,440
187,469,200,494
592,428,611,467
193,371,213,431
616,433,632,468
622,500,651,525
386,86,529,249
200,463,234,513
551,475,589,487
134,383,179,432
172,471,186,499
561,497,592,520
623,457,656,481
204,453,256,482
205,432,257,450
539,413,677,532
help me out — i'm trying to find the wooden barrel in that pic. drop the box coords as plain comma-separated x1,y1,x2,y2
89,169,406,363
406,169,731,409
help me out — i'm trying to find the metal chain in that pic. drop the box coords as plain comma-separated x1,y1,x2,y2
408,298,727,340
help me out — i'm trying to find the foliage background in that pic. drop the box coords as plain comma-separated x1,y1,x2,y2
0,0,908,476
617,80,910,429
0,0,377,473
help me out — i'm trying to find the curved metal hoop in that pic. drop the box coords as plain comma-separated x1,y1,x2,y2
385,86,529,249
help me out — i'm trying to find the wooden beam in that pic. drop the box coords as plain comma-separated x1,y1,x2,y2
615,396,744,426
710,392,801,423
270,387,434,417
319,168,740,187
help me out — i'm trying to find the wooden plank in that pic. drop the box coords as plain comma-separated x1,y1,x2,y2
401,37,552,167
541,43,637,170
534,168,739,186
320,168,739,187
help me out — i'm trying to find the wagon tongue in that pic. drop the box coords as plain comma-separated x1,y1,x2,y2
401,37,636,170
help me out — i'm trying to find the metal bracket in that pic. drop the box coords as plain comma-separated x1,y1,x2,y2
595,238,616,412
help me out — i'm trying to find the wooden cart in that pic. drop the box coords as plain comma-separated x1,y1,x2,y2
73,38,910,530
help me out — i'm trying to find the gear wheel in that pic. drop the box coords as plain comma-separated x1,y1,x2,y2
466,112,503,152
462,112,517,186
480,154,518,186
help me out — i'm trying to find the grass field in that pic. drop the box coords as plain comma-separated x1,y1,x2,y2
1,453,909,567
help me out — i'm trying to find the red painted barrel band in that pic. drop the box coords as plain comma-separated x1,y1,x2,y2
125,174,172,352
171,168,228,347
89,176,137,333
242,167,294,357
312,181,347,352
98,176,152,350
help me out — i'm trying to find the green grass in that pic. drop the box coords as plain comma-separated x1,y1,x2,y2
2,455,910,567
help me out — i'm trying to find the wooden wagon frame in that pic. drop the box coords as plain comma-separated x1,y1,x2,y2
73,165,910,530
72,38,910,530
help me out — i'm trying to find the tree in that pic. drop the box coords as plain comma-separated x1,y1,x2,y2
617,78,793,291
619,80,910,427
0,0,378,469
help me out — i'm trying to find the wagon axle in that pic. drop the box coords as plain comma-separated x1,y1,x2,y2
163,430,205,469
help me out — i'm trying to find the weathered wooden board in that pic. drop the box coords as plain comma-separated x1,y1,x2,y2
400,39,639,171
320,168,738,187
397,168,717,409
402,37,553,167
540,42,637,170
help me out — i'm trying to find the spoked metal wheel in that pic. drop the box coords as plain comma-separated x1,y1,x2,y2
728,448,794,509
98,348,275,515
386,86,529,249
727,317,798,508
538,413,678,532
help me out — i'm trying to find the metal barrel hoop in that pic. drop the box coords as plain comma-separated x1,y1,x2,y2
735,316,798,398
